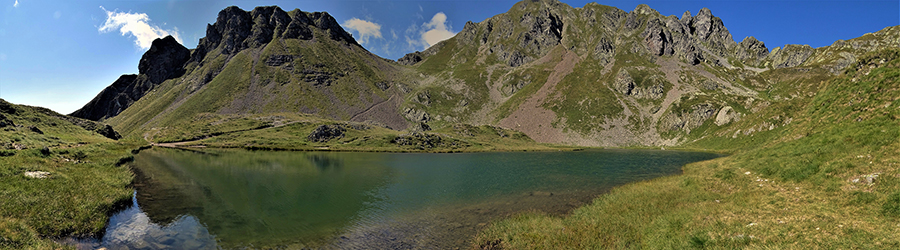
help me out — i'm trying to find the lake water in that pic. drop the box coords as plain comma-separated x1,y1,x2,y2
75,148,719,249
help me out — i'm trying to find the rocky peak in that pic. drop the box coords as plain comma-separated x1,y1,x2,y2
191,6,358,63
247,6,291,48
633,4,659,16
138,36,190,85
736,36,769,65
213,6,253,54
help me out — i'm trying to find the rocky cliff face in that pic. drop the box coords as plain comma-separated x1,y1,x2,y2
72,36,188,121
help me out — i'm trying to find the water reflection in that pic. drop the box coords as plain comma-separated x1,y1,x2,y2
130,148,392,248
91,148,719,249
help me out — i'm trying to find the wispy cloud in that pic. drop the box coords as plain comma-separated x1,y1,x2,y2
13,0,18,8
342,18,382,45
406,12,456,50
98,6,182,50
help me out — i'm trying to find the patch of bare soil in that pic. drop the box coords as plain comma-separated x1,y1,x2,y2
349,94,408,130
499,50,580,144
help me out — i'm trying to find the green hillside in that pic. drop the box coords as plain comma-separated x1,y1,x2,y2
475,48,900,249
0,99,137,249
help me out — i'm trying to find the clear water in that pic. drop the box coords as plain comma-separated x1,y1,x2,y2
77,148,719,249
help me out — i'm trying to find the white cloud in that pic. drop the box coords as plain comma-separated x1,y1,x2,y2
405,12,456,51
421,12,455,47
98,6,182,50
342,18,382,45
14,0,18,8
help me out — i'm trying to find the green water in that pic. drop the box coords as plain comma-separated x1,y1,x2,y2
94,148,719,249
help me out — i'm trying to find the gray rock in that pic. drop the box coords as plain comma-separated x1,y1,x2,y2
265,55,294,67
769,44,815,68
403,108,430,123
374,81,390,91
397,52,423,65
307,124,346,142
391,132,463,149
592,37,615,64
614,70,635,95
736,36,769,65
415,91,431,106
642,18,674,56
714,106,738,126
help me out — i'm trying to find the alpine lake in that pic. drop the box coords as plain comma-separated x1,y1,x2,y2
71,148,720,249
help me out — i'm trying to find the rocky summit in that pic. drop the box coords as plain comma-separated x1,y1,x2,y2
75,0,900,148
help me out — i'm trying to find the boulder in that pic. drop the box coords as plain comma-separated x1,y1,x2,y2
307,124,346,142
715,106,738,126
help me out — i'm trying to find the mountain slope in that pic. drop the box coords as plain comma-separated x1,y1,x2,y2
1,98,135,248
76,0,899,148
399,0,899,147
476,47,900,249
83,6,417,139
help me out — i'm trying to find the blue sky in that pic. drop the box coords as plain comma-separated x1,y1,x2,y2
1,0,897,114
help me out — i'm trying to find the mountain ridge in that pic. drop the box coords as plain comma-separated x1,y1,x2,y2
72,0,899,148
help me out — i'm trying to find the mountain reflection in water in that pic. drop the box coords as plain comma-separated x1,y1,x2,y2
79,148,718,249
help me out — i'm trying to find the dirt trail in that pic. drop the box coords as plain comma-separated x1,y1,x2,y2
499,50,580,144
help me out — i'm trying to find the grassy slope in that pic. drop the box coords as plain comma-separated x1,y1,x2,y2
141,111,565,153
475,49,900,249
0,100,139,249
108,28,403,138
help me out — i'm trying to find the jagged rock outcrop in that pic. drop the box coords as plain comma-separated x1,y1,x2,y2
139,36,190,84
736,36,769,65
614,70,636,95
397,52,424,65
73,36,188,121
190,6,357,63
769,44,814,68
307,124,346,142
72,74,149,121
661,103,718,132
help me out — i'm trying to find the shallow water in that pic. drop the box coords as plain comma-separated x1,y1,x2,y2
74,148,719,249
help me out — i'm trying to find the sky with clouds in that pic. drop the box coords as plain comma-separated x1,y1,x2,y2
0,0,897,114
